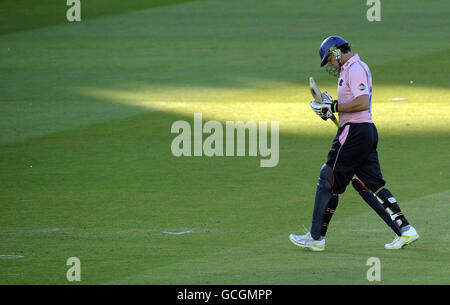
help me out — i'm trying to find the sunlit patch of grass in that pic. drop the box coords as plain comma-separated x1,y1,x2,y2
79,83,450,136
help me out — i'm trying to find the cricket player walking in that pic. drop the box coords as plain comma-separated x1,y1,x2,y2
290,35,419,251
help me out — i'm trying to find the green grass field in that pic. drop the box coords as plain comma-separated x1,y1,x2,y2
0,0,449,284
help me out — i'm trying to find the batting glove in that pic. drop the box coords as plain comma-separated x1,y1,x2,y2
321,91,339,113
310,100,333,120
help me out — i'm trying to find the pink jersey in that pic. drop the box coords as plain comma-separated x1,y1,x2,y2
337,54,373,126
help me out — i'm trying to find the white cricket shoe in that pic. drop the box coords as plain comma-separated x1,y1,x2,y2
289,232,325,251
385,226,420,250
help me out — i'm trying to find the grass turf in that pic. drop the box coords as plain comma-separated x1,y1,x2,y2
0,0,449,284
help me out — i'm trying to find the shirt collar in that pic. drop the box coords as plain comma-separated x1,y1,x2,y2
340,54,360,72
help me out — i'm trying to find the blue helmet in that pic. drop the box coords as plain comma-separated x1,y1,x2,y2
319,35,348,67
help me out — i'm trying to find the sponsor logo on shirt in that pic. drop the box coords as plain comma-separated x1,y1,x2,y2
357,83,366,91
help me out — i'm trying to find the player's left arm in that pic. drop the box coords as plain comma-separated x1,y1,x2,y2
336,94,370,113
335,62,371,113
319,92,369,115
